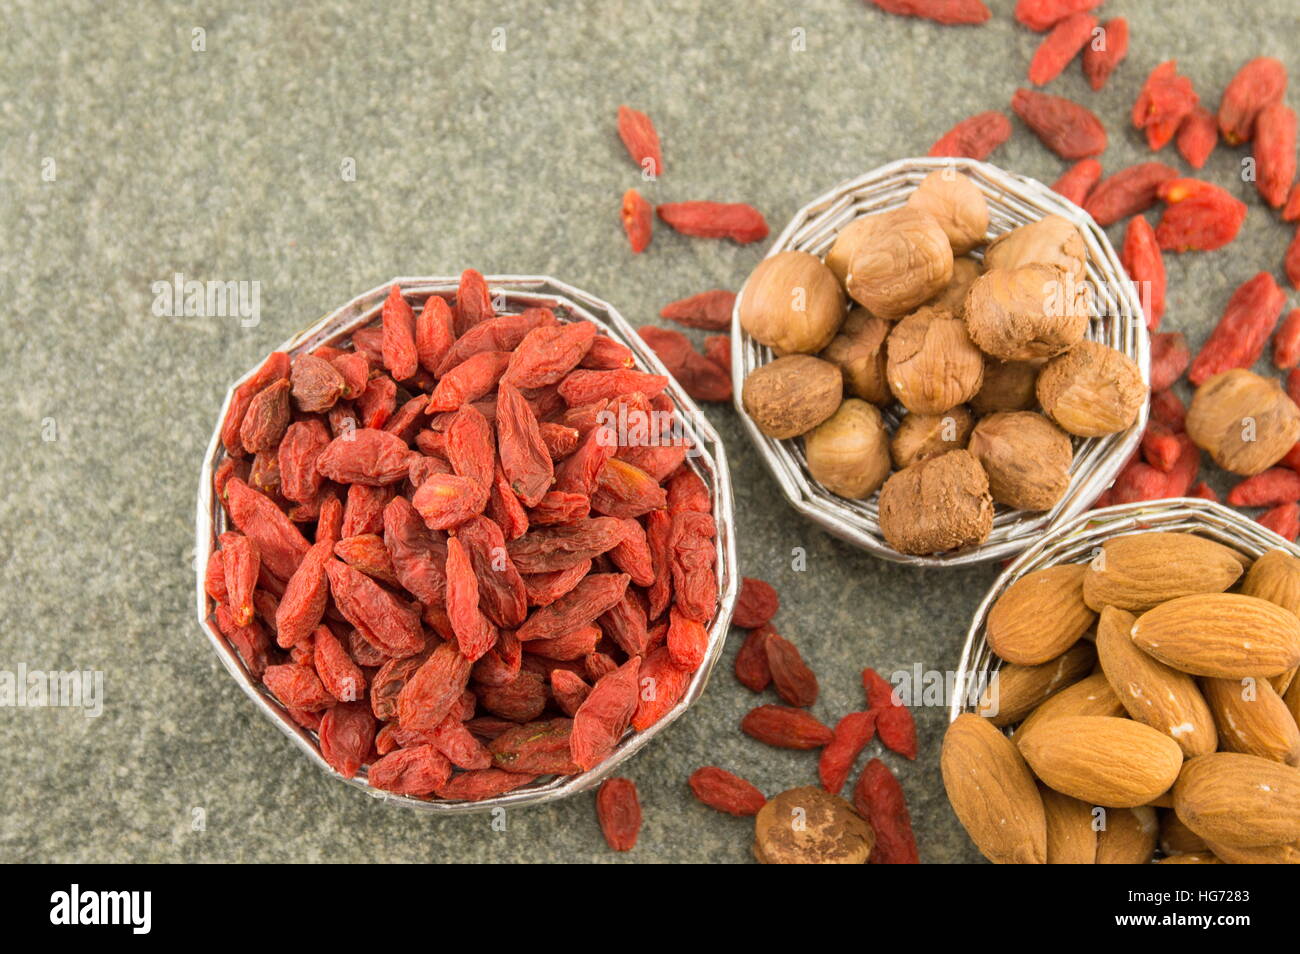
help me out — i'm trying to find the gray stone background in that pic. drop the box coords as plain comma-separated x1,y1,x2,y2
2,0,1298,863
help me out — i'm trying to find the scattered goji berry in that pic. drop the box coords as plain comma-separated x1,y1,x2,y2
620,188,653,254
1132,61,1199,151
595,777,641,851
1253,102,1297,209
861,667,902,709
1050,158,1102,206
1014,0,1101,31
732,577,779,629
1012,88,1107,160
1120,214,1166,330
1027,12,1095,87
764,631,819,707
656,201,769,244
1149,332,1189,392
927,110,1011,160
1189,481,1219,502
1175,106,1218,169
876,704,918,759
660,290,736,330
734,625,773,692
1188,272,1287,385
1227,468,1300,507
638,326,732,402
853,758,920,864
1081,16,1126,91
1155,181,1247,253
741,705,833,750
687,766,766,816
1258,502,1300,541
1274,310,1300,369
1084,162,1179,226
867,0,991,24
1218,57,1287,145
616,106,662,178
819,710,877,795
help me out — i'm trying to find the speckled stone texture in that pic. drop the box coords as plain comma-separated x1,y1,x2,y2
1,0,1298,863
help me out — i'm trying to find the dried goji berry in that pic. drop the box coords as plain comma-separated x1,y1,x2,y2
1256,102,1299,209
854,758,920,864
327,558,424,658
741,705,833,750
656,201,769,244
1258,502,1300,541
616,105,662,178
517,572,630,643
435,767,537,801
1132,61,1199,151
313,625,366,703
620,188,653,254
508,517,625,574
861,667,902,709
318,702,375,779
275,541,331,648
1189,481,1219,502
666,466,711,514
571,657,641,770
1142,422,1182,473
477,668,548,723
1027,11,1095,87
397,642,473,736
1012,88,1106,159
213,603,272,678
1175,106,1218,169
1227,468,1300,507
687,766,766,816
581,335,636,370
263,662,335,711
734,625,773,692
1014,0,1101,31
1218,57,1287,145
1050,158,1102,206
660,290,736,330
876,704,917,760
316,428,413,486
1188,272,1287,385
819,710,877,795
629,646,692,731
1080,16,1126,90
668,510,717,623
238,377,291,454
369,744,453,795
488,718,580,775
454,268,495,337
334,533,399,585
289,353,345,413
702,335,732,377
867,0,990,24
550,669,592,716
731,577,778,629
1120,214,1165,330
426,350,511,413
444,536,499,662
595,777,641,851
225,477,310,581
1274,309,1300,368
764,631,818,707
222,351,292,458
1149,332,1189,394
665,604,708,672
495,381,554,507
558,368,669,405
379,284,418,381
927,110,1011,160
592,458,668,519
638,326,732,403
217,531,259,627
504,322,598,390
1084,162,1179,226
1155,181,1247,253
277,420,329,504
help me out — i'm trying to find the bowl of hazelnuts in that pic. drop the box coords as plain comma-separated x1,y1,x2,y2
733,157,1150,566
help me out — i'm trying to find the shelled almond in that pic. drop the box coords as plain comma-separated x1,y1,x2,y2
943,531,1300,864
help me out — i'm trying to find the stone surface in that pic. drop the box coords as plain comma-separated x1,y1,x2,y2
1,1,1297,863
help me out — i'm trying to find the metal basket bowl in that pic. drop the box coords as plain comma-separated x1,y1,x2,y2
949,497,1299,723
732,157,1151,567
195,275,739,813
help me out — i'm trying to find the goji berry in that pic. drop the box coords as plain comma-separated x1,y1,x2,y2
275,541,331,648
1014,0,1101,31
341,484,394,539
1155,181,1247,253
453,268,495,337
734,625,773,692
217,531,259,628
1175,106,1218,169
732,577,778,629
620,188,653,254
1149,332,1189,392
867,0,990,24
1274,310,1300,368
318,702,375,779
507,517,625,573
1132,61,1199,151
595,777,641,851
1258,502,1300,541
819,711,877,795
289,353,345,413
426,350,511,412
1120,214,1166,330
608,519,654,587
1254,103,1297,209
1011,88,1106,159
488,718,580,775
1150,388,1186,432
927,110,1011,160
263,662,335,711
1218,57,1287,145
221,351,291,458
616,105,662,178
277,420,329,505
631,645,693,730
435,768,537,802
764,631,818,707
550,669,592,716
638,326,732,403
644,508,674,619
504,322,598,389
702,335,732,377
581,334,635,370
356,374,397,430
656,201,769,244
862,667,902,709
1189,481,1219,502
213,603,272,679
1084,162,1179,226
592,458,668,519
1188,272,1287,385
557,368,669,405
585,651,618,682
516,572,630,641
334,533,399,585
601,589,650,657
225,477,310,581
687,766,766,816
1080,16,1126,91
444,536,499,662
312,625,366,703
379,284,418,381
876,704,917,759
571,657,641,770
741,705,833,749
666,604,708,672
316,428,414,486
1050,158,1102,206
238,377,290,454
477,668,548,722
669,510,717,623
1227,468,1300,507
660,290,736,330
853,758,920,865
1027,12,1095,87
1142,422,1182,473
369,745,453,796
327,559,424,658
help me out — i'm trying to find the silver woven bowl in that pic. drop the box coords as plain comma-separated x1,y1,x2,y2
732,157,1151,567
195,275,739,813
949,497,1299,723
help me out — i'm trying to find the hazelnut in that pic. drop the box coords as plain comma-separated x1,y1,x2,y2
753,786,874,864
983,214,1087,283
1186,369,1300,475
878,450,994,555
964,264,1090,361
906,169,990,255
805,399,892,498
739,250,846,355
741,355,843,439
929,256,983,317
968,411,1073,511
970,357,1041,415
825,216,879,285
819,308,890,404
886,306,984,414
890,406,975,469
1036,340,1147,437
846,207,954,320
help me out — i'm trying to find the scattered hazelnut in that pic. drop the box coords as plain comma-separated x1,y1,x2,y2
886,306,984,414
741,354,843,439
964,264,1090,361
983,214,1087,283
846,207,954,320
878,450,994,555
906,169,990,255
819,308,891,404
929,256,983,317
1036,340,1147,438
890,406,975,469
805,399,892,498
970,357,1041,415
753,786,875,864
968,411,1073,510
1186,369,1300,475
739,250,845,355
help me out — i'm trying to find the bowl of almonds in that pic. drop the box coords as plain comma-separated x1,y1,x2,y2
733,157,1150,566
196,273,738,812
945,497,1300,863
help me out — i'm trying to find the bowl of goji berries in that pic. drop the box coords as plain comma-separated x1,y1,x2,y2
733,156,1151,566
197,272,738,811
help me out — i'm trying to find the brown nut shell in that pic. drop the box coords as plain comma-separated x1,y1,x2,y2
818,308,890,404
1185,369,1300,475
741,355,843,439
970,357,1040,415
983,214,1087,283
968,411,1073,511
929,256,983,317
739,250,846,355
1036,340,1147,438
964,264,1089,361
804,399,892,499
752,785,874,864
825,215,879,285
878,449,993,555
890,406,974,469
885,306,984,414
845,208,954,320
905,170,990,256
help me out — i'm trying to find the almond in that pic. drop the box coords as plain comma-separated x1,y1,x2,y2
941,713,1047,864
1095,805,1158,864
1082,531,1243,612
1159,810,1208,855
1287,675,1300,729
1019,715,1184,808
1173,752,1300,847
1015,672,1123,741
977,642,1096,726
1203,839,1300,864
1239,549,1300,614
1131,593,1300,678
1095,606,1217,757
1200,677,1300,766
986,564,1095,665
1039,786,1097,864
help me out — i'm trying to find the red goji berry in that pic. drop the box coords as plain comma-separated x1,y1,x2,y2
702,335,732,377
595,777,641,852
312,625,366,703
445,536,500,662
516,572,630,641
504,322,598,389
1189,481,1219,502
1219,57,1287,145
581,335,636,370
571,657,641,770
741,705,833,750
637,326,732,403
876,704,917,760
380,284,418,381
238,377,290,454
213,603,272,678
1259,502,1300,541
507,518,625,574
616,105,662,178
277,419,330,504
732,577,778,629
1175,106,1218,169
592,458,668,519
1120,214,1166,330
1050,158,1102,206
488,718,580,775
1253,103,1297,209
369,744,453,795
927,110,1011,160
225,477,310,581
1142,422,1182,474
631,646,693,730
669,510,717,623
334,533,399,585
1081,16,1127,91
656,201,769,244
550,669,592,717
327,559,424,658
867,0,990,24
734,625,773,692
275,541,331,648
435,768,537,802
1149,333,1190,394
454,268,495,337
620,188,653,254
221,351,291,458
1227,468,1300,507
819,710,877,795
688,766,766,816
426,350,511,413
666,604,708,673
854,758,920,864
1274,310,1300,368
289,353,345,413
660,290,736,330
861,667,902,709
1188,272,1287,385
316,428,414,486
1027,12,1095,87
318,702,375,779
356,374,397,430
217,531,259,627
764,631,818,707
1155,181,1247,253
477,668,547,722
1084,162,1179,226
1012,88,1106,159
1014,0,1100,31
1132,61,1199,151
263,662,335,711
608,519,654,587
